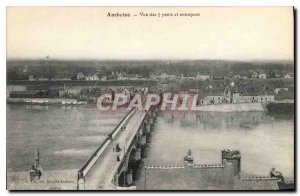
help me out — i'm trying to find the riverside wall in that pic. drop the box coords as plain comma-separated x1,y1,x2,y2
194,103,266,112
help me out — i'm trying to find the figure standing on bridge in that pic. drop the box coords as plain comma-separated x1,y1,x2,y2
115,143,121,152
108,133,113,140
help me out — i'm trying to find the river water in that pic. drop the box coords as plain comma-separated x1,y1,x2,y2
6,104,127,172
145,111,294,179
7,105,294,180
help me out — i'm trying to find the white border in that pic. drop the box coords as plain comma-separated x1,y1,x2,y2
1,0,298,196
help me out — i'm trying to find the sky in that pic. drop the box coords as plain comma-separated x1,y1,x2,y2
6,7,294,60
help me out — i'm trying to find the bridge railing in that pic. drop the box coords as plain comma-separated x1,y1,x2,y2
77,94,150,189
114,110,148,179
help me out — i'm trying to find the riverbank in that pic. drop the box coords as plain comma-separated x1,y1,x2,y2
266,102,294,114
193,102,266,112
7,98,87,105
7,98,295,113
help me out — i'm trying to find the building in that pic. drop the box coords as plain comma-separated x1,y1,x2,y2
28,74,35,81
36,77,49,81
233,92,274,103
232,92,241,103
232,85,275,103
159,83,168,92
284,73,294,79
101,75,108,81
121,88,131,100
116,74,124,80
251,70,267,79
212,76,224,80
53,78,71,81
274,88,288,94
160,73,176,80
233,75,248,80
257,94,275,103
196,74,210,81
275,89,294,101
234,91,251,103
132,86,149,95
107,75,119,80
149,74,159,80
204,90,224,104
187,76,196,80
204,95,223,104
121,74,143,80
103,87,132,99
86,74,99,81
233,75,241,79
271,70,282,78
101,88,116,101
77,72,85,80
59,87,81,97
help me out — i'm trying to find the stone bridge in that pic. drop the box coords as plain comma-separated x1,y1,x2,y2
77,105,158,190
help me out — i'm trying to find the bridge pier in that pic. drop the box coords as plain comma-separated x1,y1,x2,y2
126,170,133,185
119,108,159,188
139,134,147,146
117,169,134,187
146,134,153,143
149,116,156,132
141,145,147,158
149,116,153,125
135,147,142,161
143,122,149,135
150,124,154,132
146,123,151,134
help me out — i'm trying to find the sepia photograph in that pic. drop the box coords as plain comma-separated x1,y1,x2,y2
6,6,294,191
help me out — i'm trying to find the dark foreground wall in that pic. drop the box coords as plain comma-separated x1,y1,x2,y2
144,163,236,190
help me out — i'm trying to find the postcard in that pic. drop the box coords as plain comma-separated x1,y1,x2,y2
6,6,294,190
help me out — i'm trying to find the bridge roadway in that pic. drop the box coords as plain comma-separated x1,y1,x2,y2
82,108,147,190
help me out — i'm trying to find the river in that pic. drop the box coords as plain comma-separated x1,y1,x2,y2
6,104,294,188
143,111,294,179
6,104,127,172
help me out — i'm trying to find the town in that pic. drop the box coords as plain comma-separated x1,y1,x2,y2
7,60,294,109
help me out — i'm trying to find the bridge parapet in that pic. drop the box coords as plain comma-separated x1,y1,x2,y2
77,107,138,189
193,164,223,168
241,176,278,181
145,165,184,169
77,96,159,190
285,181,295,184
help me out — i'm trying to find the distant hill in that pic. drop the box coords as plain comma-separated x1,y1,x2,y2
6,59,294,81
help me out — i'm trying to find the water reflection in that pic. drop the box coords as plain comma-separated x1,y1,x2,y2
6,104,127,172
164,111,275,130
146,111,294,179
